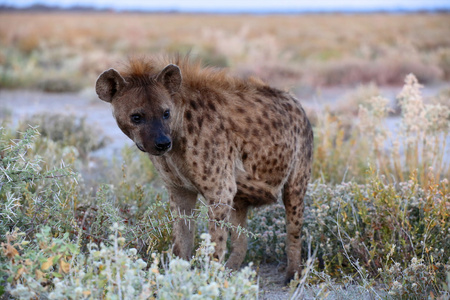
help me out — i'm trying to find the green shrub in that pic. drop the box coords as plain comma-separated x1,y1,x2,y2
0,127,76,237
0,126,170,264
2,226,258,299
247,169,449,297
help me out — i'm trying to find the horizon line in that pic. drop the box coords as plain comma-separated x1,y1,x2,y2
1,3,450,14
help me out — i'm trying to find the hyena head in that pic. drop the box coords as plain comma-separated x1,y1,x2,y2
96,64,182,156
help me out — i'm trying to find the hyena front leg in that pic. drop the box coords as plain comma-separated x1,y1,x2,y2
168,187,198,261
204,181,237,263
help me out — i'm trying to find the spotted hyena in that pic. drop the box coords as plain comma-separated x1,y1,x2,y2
96,56,313,282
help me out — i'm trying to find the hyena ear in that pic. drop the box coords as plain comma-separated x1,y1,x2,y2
96,69,127,103
156,64,182,94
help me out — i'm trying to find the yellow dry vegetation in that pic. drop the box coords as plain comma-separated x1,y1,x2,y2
0,12,449,88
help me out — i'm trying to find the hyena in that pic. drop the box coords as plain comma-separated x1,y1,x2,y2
96,56,313,282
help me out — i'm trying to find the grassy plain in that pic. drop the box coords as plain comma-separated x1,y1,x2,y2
1,12,450,90
0,12,449,299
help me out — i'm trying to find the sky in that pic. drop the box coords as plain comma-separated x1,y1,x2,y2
2,0,450,12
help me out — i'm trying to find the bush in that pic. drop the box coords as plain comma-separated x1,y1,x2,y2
313,74,450,184
0,127,76,238
247,169,450,298
0,126,169,264
2,227,258,299
0,125,259,299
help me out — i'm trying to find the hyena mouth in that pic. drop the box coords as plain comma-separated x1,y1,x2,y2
136,143,146,152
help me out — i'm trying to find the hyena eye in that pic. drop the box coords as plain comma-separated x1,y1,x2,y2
131,114,143,124
163,110,170,120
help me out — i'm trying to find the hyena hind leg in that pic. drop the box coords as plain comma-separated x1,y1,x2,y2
282,172,309,284
225,202,249,270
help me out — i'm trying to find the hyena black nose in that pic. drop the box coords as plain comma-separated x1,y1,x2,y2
155,136,172,151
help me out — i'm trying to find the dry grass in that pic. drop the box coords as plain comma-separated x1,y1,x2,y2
0,12,449,90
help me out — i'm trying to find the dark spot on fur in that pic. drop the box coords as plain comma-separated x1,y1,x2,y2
228,118,237,130
271,120,278,128
185,110,192,121
208,102,216,111
197,117,203,128
180,137,187,147
242,153,248,160
236,107,245,114
190,100,198,110
257,117,263,125
187,124,194,134
306,144,312,159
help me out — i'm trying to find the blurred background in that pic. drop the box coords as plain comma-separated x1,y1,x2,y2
1,0,450,92
0,0,449,161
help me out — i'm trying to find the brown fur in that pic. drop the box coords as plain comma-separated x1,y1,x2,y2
96,56,313,283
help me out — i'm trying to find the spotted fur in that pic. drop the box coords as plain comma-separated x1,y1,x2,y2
96,56,313,283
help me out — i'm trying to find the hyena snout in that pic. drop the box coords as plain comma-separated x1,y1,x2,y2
154,135,172,152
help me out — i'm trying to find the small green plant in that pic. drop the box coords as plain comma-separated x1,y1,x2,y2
246,203,287,263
